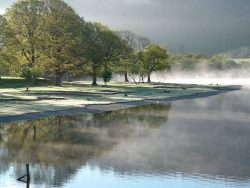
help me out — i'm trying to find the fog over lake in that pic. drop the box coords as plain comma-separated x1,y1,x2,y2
1,89,250,187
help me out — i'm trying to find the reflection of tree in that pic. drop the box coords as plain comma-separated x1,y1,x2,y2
0,103,171,187
94,104,171,128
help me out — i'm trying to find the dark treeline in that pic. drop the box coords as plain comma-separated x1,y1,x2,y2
0,0,169,86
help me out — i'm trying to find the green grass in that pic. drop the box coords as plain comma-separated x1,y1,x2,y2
0,77,51,89
0,77,218,118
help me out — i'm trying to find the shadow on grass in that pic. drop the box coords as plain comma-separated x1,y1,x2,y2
0,78,51,89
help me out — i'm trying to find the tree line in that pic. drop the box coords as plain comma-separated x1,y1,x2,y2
169,53,248,72
0,0,169,86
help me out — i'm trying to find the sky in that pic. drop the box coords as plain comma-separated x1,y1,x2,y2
1,0,250,55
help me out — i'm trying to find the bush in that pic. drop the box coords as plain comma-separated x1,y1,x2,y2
20,67,35,85
102,68,112,85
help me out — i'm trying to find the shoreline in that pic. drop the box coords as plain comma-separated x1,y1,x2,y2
0,85,240,124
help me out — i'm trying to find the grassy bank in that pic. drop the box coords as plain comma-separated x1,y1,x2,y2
0,77,231,123
0,77,50,88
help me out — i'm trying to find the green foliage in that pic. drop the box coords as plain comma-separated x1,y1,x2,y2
84,22,125,85
169,53,206,70
128,60,142,84
4,0,85,86
1,1,157,86
5,0,46,69
0,77,50,88
102,67,113,85
209,54,238,70
1,0,247,88
0,15,17,77
169,53,239,71
40,0,85,86
0,15,6,46
0,78,28,88
20,67,35,84
112,39,134,78
115,31,151,82
138,44,168,82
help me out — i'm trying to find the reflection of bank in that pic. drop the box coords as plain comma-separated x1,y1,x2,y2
0,103,171,187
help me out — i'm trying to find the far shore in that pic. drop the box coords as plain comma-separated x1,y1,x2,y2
0,79,240,124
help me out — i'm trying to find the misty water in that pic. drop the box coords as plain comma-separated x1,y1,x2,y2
1,88,250,188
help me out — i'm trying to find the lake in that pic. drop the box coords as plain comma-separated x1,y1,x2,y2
1,88,250,188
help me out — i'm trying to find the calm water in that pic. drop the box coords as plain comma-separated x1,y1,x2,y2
1,89,250,188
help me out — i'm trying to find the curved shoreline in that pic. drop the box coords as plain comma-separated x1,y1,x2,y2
0,85,240,124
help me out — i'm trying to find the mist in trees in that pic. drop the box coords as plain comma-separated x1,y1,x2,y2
138,44,168,83
0,0,245,86
116,30,151,82
169,53,241,72
1,0,165,86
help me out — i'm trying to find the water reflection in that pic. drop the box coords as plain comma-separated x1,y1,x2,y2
1,90,250,188
0,104,171,187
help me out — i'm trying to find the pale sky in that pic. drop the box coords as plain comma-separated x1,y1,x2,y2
1,0,250,55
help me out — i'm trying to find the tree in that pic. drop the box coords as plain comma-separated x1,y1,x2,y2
117,30,138,49
41,0,85,86
102,66,112,85
0,15,18,78
117,30,151,82
117,30,138,82
20,67,35,91
113,38,134,82
0,15,9,77
0,15,7,51
209,54,238,70
128,58,142,84
84,22,124,86
5,0,46,71
138,44,168,83
169,53,207,71
137,36,151,50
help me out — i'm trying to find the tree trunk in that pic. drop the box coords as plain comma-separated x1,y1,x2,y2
31,48,35,67
147,74,151,83
54,74,62,86
92,65,97,86
141,76,144,83
124,72,129,82
67,72,72,82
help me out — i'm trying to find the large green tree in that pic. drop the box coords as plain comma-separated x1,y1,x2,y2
113,40,134,82
0,15,8,77
41,0,85,86
117,30,151,82
5,0,46,72
138,44,168,83
116,31,137,82
0,15,7,51
84,22,124,86
0,15,17,77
